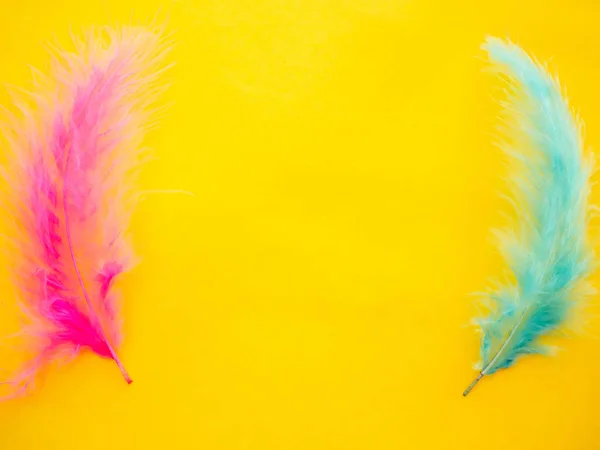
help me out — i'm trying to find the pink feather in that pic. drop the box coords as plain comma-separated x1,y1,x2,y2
0,25,170,396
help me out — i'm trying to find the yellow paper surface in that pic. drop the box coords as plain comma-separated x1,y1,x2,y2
0,0,599,448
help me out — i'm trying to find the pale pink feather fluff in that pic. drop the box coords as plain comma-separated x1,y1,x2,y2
0,25,170,395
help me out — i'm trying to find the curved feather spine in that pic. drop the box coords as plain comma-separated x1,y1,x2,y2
62,145,131,383
465,38,595,395
464,308,528,395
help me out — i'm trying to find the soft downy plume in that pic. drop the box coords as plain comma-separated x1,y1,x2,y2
464,38,595,396
0,25,171,396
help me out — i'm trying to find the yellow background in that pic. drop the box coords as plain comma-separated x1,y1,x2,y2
0,0,599,448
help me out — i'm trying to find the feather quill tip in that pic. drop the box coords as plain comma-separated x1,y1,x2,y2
462,373,483,397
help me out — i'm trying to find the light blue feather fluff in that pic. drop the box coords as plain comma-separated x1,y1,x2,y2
464,38,596,396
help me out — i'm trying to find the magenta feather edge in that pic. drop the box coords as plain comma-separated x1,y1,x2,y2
0,25,171,397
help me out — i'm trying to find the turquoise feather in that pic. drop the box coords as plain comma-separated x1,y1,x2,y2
464,38,595,396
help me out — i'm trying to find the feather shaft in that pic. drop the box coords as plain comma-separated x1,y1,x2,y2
464,307,529,395
62,147,131,383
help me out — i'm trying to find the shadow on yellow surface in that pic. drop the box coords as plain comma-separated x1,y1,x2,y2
0,0,599,448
